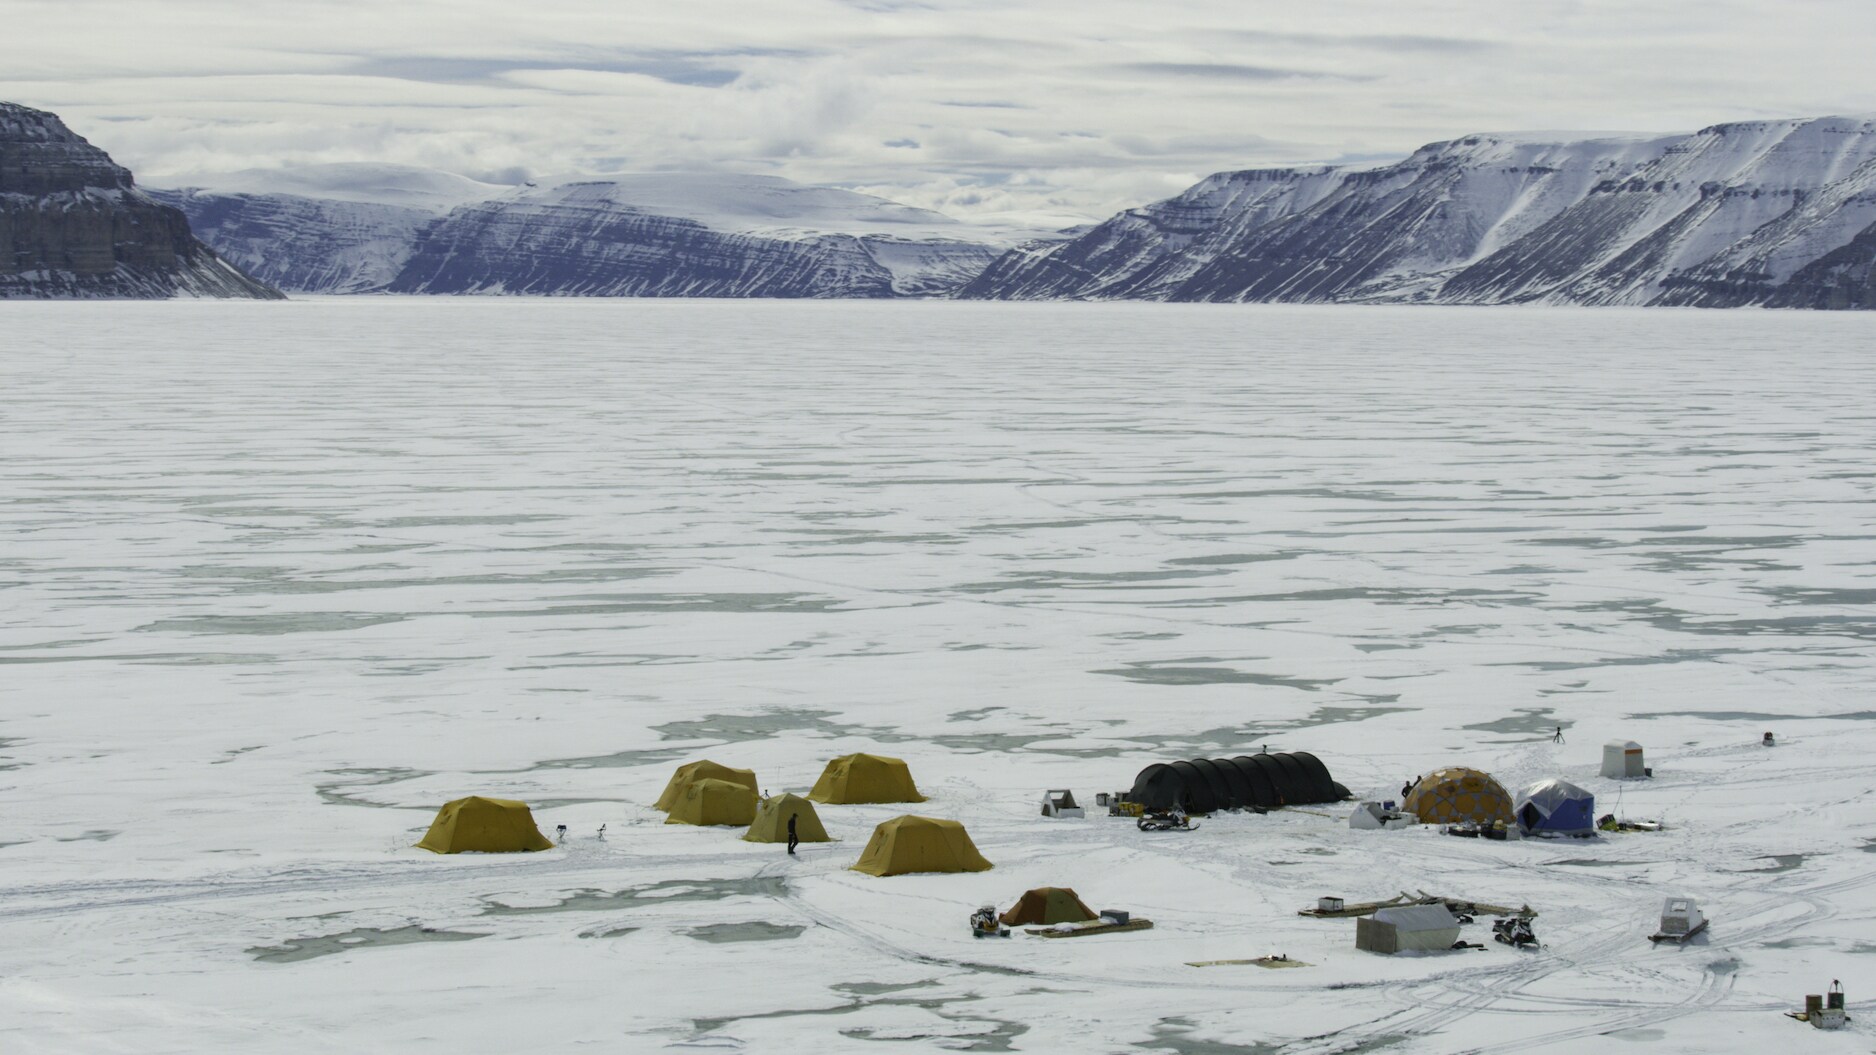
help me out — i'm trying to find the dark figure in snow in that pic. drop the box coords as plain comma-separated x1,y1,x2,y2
555,824,568,843
786,813,799,856
1402,778,1415,800
1553,726,1565,744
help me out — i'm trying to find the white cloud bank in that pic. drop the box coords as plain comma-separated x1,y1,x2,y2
4,0,1875,225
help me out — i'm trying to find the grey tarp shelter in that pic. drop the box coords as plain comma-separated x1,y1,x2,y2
1356,904,1461,954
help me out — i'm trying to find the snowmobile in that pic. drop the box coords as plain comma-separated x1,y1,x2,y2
1137,808,1198,832
1493,917,1539,949
970,905,1010,939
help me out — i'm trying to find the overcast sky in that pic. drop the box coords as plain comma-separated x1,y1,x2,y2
5,0,1875,225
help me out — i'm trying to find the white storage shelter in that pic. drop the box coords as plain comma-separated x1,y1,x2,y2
1659,898,1704,938
1601,739,1645,778
1355,904,1460,954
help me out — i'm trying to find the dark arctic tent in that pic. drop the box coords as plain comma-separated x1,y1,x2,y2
1127,752,1348,812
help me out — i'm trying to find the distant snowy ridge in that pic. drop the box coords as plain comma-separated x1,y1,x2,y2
147,114,1876,307
0,102,280,300
497,174,964,240
961,115,1876,309
148,188,442,295
162,162,507,211
156,170,1023,297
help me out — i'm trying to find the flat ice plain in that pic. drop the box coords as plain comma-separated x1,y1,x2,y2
3,299,1874,1054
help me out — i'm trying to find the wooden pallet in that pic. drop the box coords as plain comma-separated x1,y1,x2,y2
1028,918,1155,938
1298,894,1421,918
1300,891,1537,920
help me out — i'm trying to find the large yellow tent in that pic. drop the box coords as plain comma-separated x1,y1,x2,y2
654,760,758,813
851,815,991,876
1404,767,1515,826
665,778,759,827
1000,887,1097,926
743,793,831,844
809,753,926,805
416,796,553,854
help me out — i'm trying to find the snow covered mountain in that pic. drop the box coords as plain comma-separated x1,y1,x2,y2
387,176,1006,298
961,115,1876,308
146,164,506,294
0,103,280,299
155,170,1011,297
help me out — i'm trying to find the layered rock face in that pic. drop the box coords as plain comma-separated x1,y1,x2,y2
0,103,281,299
148,189,439,294
158,171,1013,298
962,116,1876,308
385,186,902,298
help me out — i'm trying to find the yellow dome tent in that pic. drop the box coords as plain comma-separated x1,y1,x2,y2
416,796,554,854
809,753,926,805
665,778,759,827
654,760,758,813
1000,887,1097,926
851,815,991,876
1404,767,1514,826
743,793,831,844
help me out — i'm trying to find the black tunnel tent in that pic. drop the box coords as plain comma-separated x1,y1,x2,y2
1128,752,1348,811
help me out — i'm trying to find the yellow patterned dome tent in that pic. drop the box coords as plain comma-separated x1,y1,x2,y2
654,760,758,813
1404,767,1515,826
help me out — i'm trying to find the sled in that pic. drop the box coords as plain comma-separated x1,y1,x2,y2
1649,919,1708,944
1028,918,1155,938
1186,955,1310,969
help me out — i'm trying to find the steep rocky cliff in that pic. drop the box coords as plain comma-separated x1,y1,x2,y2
385,180,903,298
148,188,440,294
157,171,1011,297
962,115,1876,308
0,103,281,299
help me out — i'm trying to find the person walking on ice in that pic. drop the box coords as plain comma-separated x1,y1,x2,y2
787,812,799,856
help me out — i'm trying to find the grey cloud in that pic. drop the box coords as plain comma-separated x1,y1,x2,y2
1114,62,1377,82
1212,30,1501,54
9,0,1875,229
345,49,819,89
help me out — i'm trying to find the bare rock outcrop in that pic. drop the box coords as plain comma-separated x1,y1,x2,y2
0,103,281,299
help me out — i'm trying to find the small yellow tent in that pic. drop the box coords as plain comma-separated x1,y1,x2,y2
851,815,991,876
416,796,554,854
1404,767,1515,826
1000,887,1097,926
665,778,759,827
743,793,832,844
809,753,926,805
654,760,758,813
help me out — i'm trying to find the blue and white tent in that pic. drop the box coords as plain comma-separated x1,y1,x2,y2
1515,778,1596,835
